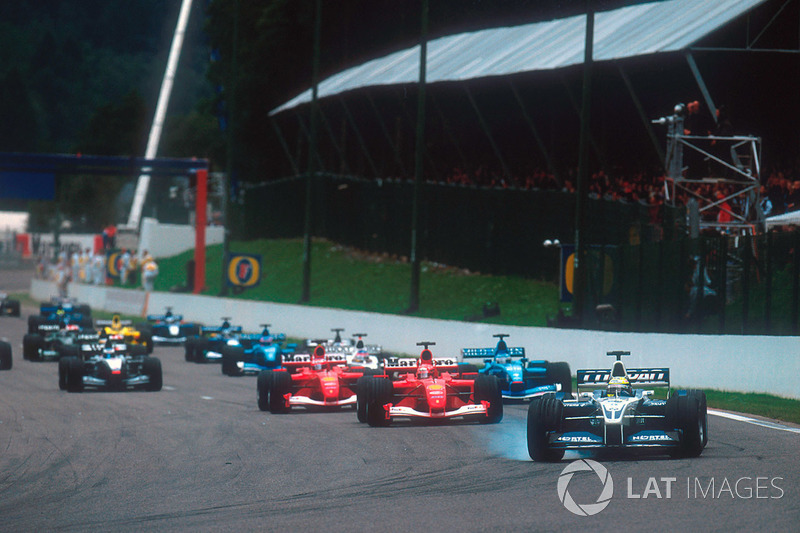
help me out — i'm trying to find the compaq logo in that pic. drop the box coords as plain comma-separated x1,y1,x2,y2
628,372,666,381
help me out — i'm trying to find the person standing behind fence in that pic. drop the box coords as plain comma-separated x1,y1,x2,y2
119,248,131,286
141,252,158,292
93,251,106,285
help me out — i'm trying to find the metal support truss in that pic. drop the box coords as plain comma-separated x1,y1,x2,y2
654,104,762,234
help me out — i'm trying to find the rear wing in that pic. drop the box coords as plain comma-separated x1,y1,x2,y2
577,368,671,390
461,346,525,359
96,318,133,327
201,325,243,335
146,314,183,322
383,356,459,373
282,352,348,370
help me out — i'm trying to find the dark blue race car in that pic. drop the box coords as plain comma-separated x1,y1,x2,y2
28,299,92,334
145,308,201,345
461,334,572,401
185,317,243,363
220,324,296,376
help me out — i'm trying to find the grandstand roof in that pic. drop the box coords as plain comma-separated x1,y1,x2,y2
270,0,767,116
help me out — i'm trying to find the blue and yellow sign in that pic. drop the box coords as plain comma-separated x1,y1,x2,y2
559,245,614,303
226,253,262,288
106,250,123,279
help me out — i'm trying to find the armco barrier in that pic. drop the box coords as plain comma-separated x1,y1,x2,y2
32,278,800,399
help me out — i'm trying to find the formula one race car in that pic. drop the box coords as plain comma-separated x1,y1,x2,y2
357,342,503,427
345,333,383,370
221,324,296,376
462,334,572,400
0,292,21,317
0,340,11,370
185,317,243,363
527,351,708,461
28,300,92,333
256,343,364,413
96,314,153,354
23,322,101,361
145,307,201,345
58,338,162,392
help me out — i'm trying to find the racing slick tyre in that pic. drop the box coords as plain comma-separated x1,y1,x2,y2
57,344,80,360
194,339,209,364
269,371,292,414
666,391,706,458
65,356,84,392
527,394,565,462
0,341,12,370
79,316,93,330
128,344,149,356
185,325,201,338
27,315,42,334
6,299,20,317
76,304,92,318
355,375,373,423
257,370,272,411
221,345,246,376
546,361,573,395
457,363,480,379
143,357,163,391
139,331,154,354
184,337,198,362
474,374,503,423
22,333,43,361
58,356,69,390
366,377,393,427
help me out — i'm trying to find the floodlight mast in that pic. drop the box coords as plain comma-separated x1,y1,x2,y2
125,0,195,231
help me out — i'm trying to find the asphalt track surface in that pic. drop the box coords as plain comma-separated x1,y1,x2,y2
0,279,798,531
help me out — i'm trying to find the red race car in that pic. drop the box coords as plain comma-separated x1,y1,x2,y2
357,342,503,426
256,343,365,413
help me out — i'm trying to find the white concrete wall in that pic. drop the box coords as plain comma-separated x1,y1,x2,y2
138,217,224,259
33,278,800,399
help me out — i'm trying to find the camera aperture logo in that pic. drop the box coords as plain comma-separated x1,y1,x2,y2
556,459,785,516
557,459,614,516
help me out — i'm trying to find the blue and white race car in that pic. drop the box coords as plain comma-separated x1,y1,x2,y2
461,334,571,400
28,299,92,333
221,324,296,376
145,308,201,345
185,317,243,363
527,351,708,461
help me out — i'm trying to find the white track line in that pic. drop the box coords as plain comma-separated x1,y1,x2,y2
709,408,800,435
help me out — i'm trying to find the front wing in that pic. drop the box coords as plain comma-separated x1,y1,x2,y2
550,406,680,450
384,401,490,420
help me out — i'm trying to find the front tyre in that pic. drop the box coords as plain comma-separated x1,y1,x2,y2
474,374,503,423
0,341,12,370
366,377,393,427
143,357,163,391
527,395,565,462
65,356,84,393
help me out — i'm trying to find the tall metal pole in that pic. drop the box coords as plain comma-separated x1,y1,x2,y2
126,0,194,230
220,0,238,297
573,4,594,326
301,0,322,303
408,0,428,313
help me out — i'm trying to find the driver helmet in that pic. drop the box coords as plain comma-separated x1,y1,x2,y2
607,376,632,397
417,366,430,379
